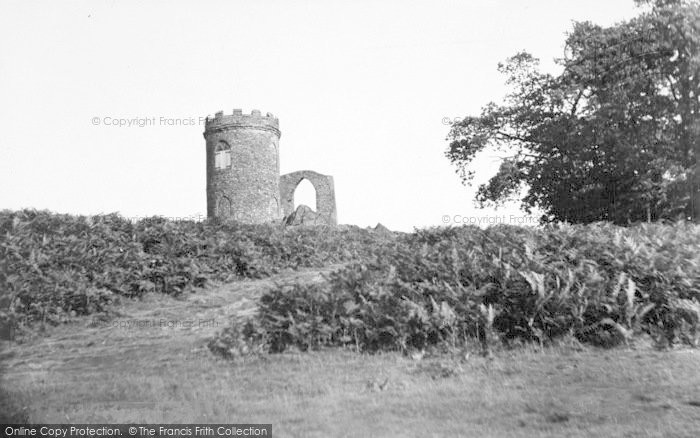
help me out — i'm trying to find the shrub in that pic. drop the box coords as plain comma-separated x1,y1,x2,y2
211,221,700,356
0,209,380,328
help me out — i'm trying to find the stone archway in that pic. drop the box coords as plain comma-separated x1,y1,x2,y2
280,170,337,225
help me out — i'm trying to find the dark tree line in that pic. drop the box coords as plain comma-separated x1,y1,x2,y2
446,0,699,224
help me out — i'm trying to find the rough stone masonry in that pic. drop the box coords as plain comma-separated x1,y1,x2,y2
203,109,337,226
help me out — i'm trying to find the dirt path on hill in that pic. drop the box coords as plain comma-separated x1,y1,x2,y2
0,265,339,380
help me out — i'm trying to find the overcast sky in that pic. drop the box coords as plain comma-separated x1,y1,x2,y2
0,1,641,231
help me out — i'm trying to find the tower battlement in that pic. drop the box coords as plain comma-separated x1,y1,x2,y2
204,109,280,136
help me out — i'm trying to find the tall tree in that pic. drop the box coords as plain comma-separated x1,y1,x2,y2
446,0,699,224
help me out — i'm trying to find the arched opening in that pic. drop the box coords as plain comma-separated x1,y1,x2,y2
293,178,317,211
217,196,232,218
215,141,231,170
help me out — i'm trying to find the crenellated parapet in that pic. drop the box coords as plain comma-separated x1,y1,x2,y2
204,109,280,137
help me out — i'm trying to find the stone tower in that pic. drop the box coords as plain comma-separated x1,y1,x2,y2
203,109,281,223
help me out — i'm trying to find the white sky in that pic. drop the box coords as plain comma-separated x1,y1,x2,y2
0,1,640,231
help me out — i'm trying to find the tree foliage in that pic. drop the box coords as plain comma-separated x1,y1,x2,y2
446,0,699,224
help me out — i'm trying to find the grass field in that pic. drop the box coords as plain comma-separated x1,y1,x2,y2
2,266,699,437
